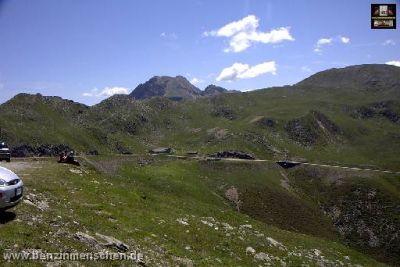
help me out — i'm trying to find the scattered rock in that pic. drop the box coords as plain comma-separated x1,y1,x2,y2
69,169,82,175
254,252,271,262
176,218,189,226
149,147,173,154
74,232,129,252
312,249,322,257
24,193,49,211
245,246,256,255
95,233,129,252
171,256,194,267
200,220,214,227
74,232,99,248
210,106,237,120
221,222,234,231
265,237,286,251
23,199,36,208
225,186,242,211
206,128,231,140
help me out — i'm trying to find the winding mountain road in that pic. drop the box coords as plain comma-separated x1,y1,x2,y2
1,155,399,176
166,155,400,175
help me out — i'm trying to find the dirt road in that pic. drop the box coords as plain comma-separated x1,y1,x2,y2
0,160,42,175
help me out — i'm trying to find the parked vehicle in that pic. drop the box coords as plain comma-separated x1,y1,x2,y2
0,142,11,162
0,166,24,210
58,151,80,166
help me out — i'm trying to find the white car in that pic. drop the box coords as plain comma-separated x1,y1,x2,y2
0,166,24,210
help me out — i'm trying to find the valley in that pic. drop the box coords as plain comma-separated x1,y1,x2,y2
0,64,399,266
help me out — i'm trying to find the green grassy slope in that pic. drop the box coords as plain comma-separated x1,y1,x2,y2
157,85,400,170
1,68,399,170
0,94,101,152
0,157,389,266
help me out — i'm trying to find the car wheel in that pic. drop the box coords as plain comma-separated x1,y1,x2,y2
6,159,10,162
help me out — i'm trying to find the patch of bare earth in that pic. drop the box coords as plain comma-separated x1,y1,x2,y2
0,160,42,177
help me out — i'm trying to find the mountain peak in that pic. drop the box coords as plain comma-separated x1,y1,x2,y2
130,75,201,100
296,64,400,90
202,84,228,96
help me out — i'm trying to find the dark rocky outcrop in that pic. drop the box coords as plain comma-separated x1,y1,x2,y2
352,101,400,124
11,144,73,157
210,106,237,120
209,151,255,160
285,118,318,146
285,111,341,146
291,166,400,265
324,186,400,264
114,143,132,155
255,117,276,128
86,150,99,155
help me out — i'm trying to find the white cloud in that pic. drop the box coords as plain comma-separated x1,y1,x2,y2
317,38,333,46
314,38,332,54
190,77,203,85
216,61,276,81
227,27,294,53
82,92,94,97
301,66,312,72
385,60,400,67
205,15,259,37
382,39,396,46
203,15,294,53
313,47,322,54
160,32,177,39
314,36,349,54
83,87,129,98
340,36,350,44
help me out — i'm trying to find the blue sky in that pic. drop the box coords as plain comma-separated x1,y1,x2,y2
0,0,399,105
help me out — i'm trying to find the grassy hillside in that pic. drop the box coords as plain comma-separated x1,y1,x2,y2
0,94,101,152
1,66,399,170
0,157,390,266
0,64,399,265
